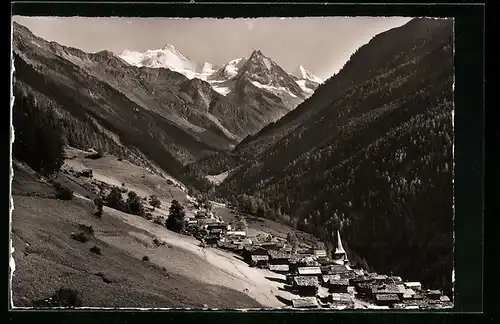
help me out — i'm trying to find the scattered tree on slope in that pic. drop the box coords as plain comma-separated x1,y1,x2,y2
166,200,186,232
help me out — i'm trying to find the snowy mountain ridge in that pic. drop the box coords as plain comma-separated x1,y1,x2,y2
119,45,320,97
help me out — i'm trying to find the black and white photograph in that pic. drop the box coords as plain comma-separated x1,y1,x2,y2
9,14,455,310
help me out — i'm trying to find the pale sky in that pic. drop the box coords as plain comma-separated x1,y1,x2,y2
13,16,413,80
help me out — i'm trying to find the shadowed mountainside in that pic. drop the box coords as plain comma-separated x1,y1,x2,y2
197,18,454,296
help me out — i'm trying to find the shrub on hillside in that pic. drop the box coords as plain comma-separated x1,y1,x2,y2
153,237,165,247
12,93,65,177
78,224,94,236
89,245,101,255
142,255,150,262
126,191,145,216
150,195,161,210
104,186,127,212
32,287,82,308
166,199,186,233
94,197,104,218
70,231,89,243
53,182,74,200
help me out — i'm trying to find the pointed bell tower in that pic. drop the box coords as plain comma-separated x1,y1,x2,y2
332,230,349,265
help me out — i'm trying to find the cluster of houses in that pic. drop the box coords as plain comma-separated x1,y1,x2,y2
184,196,453,310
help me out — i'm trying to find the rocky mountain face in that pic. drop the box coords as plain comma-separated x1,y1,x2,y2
11,22,318,183
196,18,454,295
120,47,321,131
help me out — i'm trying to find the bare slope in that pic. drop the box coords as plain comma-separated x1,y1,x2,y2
10,166,263,308
10,156,303,308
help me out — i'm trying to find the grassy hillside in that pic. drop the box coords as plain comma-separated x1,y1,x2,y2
10,163,262,308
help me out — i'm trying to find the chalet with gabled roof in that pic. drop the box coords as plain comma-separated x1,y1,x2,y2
269,264,289,273
292,296,319,309
297,266,322,276
374,293,400,306
292,276,319,296
328,278,350,293
250,254,269,268
404,282,422,291
330,293,355,308
267,250,291,265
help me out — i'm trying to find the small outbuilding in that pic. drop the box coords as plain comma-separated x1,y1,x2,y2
269,264,289,273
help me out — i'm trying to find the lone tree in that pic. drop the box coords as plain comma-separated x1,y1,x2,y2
150,195,161,210
126,191,145,216
104,186,127,212
166,200,185,232
94,197,104,218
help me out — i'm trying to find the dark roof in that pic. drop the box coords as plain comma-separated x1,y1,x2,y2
375,294,400,301
293,276,319,287
268,250,291,260
261,242,285,250
322,264,350,274
329,278,350,286
315,257,332,265
371,284,405,294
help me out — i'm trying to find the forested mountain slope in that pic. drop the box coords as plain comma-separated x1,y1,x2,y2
189,18,453,176
213,18,454,295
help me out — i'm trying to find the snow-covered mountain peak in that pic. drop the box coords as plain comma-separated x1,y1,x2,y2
119,45,199,79
162,44,177,51
208,57,248,81
292,65,322,84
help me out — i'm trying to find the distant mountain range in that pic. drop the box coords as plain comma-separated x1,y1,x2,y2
11,22,322,181
119,46,321,97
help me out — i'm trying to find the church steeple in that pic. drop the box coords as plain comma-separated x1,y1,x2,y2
334,230,346,255
333,230,349,265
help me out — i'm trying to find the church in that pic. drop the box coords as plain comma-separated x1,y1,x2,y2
332,230,349,266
